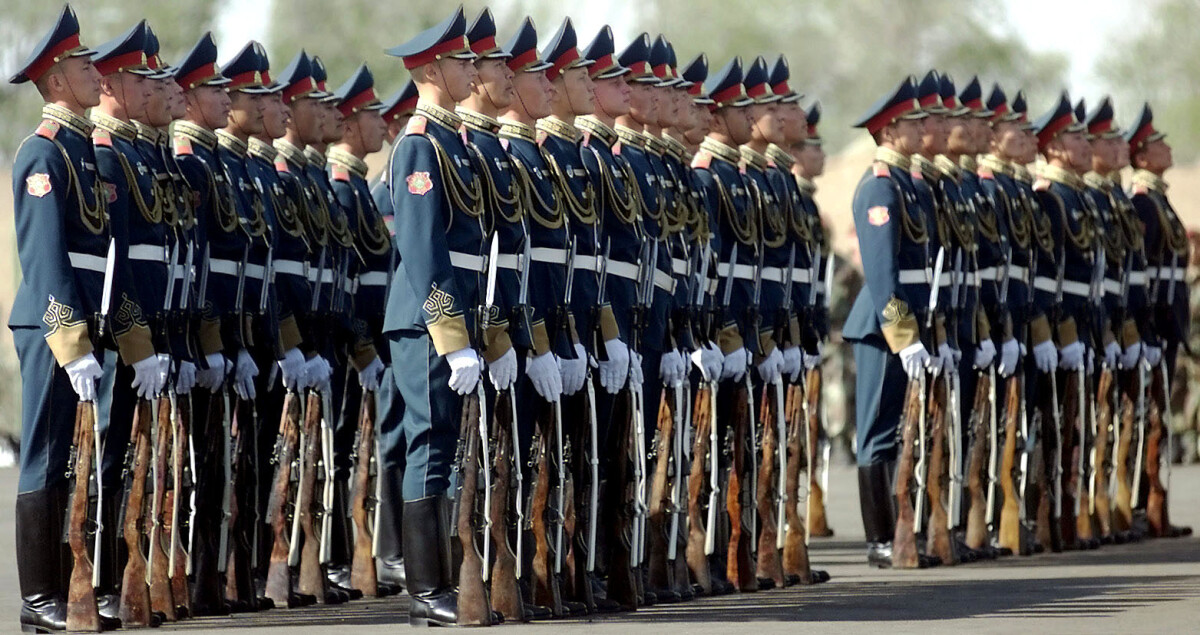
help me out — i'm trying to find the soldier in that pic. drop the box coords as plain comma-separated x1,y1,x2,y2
843,77,941,569
382,8,488,626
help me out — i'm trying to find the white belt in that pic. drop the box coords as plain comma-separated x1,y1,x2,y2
1103,279,1121,295
307,269,334,284
976,266,999,281
530,247,568,264
1129,271,1148,286
449,251,486,272
898,269,929,285
654,269,674,293
210,259,265,280
791,269,812,284
607,260,639,281
1158,268,1185,282
494,254,520,270
1007,264,1029,282
1061,279,1091,297
716,263,756,280
68,252,107,273
671,258,688,276
573,255,599,272
358,271,389,286
274,259,307,277
344,278,356,294
1033,276,1057,294
761,267,785,283
129,244,166,263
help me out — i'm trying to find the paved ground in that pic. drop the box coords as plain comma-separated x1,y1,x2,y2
2,464,1198,633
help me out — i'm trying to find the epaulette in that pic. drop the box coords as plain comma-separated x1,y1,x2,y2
691,150,712,170
93,129,112,147
274,156,289,173
173,134,193,156
613,142,622,156
873,161,890,178
536,130,548,147
1033,178,1050,192
405,115,428,137
910,168,924,181
331,164,350,182
35,120,60,140
977,166,994,180
1132,184,1148,196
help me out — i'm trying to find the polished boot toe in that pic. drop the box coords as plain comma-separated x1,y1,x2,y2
19,597,66,633
866,542,893,569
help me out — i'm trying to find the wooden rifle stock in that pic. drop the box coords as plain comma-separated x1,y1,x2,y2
350,391,378,597
685,384,713,594
603,389,639,609
488,391,523,621
647,389,675,593
755,384,783,585
191,391,227,611
456,391,492,626
149,397,177,619
297,391,326,601
725,381,755,590
1074,371,1095,544
67,403,101,633
805,369,832,538
997,375,1024,554
1145,367,1170,536
1092,369,1114,540
1112,374,1136,532
893,379,924,569
224,399,253,607
265,392,301,606
119,400,155,627
964,371,991,550
926,378,956,565
531,406,560,612
783,379,812,582
167,395,192,617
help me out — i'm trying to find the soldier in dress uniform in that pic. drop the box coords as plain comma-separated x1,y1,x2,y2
382,8,487,626
8,6,147,631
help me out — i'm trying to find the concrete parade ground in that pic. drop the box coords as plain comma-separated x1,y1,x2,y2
1,464,1197,634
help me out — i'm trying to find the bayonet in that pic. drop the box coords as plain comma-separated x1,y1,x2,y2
98,239,117,338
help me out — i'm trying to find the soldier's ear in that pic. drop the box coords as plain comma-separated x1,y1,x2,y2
98,74,117,97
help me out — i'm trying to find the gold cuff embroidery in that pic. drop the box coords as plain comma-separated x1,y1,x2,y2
482,325,513,364
352,342,379,372
598,305,620,343
199,317,223,356
1029,315,1051,346
716,324,744,355
1055,316,1078,346
880,295,919,353
531,320,551,357
1120,319,1140,349
278,315,303,353
428,315,471,357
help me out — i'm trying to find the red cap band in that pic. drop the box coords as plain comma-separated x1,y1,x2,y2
338,88,378,115
282,76,317,103
403,36,471,70
865,99,919,135
179,63,221,91
94,50,147,76
26,34,82,83
1036,112,1074,149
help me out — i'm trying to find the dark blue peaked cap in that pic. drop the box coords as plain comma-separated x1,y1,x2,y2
704,57,752,108
174,32,229,90
1085,96,1122,139
768,55,801,103
541,18,592,82
916,70,944,113
666,40,688,89
468,8,509,59
806,101,823,143
381,80,419,121
221,41,270,93
958,75,991,117
334,64,386,115
742,56,780,104
939,74,964,115
253,42,284,94
276,51,330,103
618,32,656,83
1032,91,1085,148
143,24,174,79
650,35,679,87
10,4,95,84
583,26,629,80
504,17,552,73
1073,98,1088,135
1125,102,1165,151
386,6,475,70
986,83,1015,120
681,53,707,96
852,76,926,134
93,20,154,76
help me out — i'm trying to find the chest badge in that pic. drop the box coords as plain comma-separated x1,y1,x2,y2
26,173,52,198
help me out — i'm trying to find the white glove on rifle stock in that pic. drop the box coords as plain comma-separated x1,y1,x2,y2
64,355,103,402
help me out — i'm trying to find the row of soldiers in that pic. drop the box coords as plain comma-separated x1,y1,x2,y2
848,71,1193,570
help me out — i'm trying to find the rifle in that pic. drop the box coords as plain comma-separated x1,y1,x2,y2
964,369,991,551
66,403,102,632
1058,366,1082,549
118,400,154,627
1145,364,1171,536
165,393,193,618
1112,371,1137,533
1092,368,1115,541
668,382,693,599
913,247,945,535
297,390,328,602
265,392,302,606
531,401,564,614
223,397,255,610
925,375,957,565
456,388,493,625
488,389,523,622
349,390,378,597
686,382,714,594
782,369,813,582
648,388,676,594
725,373,756,591
148,397,177,619
755,380,784,586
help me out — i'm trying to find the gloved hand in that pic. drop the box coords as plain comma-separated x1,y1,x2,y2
937,342,957,375
305,355,333,391
803,342,824,370
131,355,165,400
598,338,630,394
659,349,687,386
488,346,518,391
629,351,644,390
195,352,226,391
1104,341,1121,369
234,349,258,400
1032,340,1057,374
899,343,930,379
156,353,172,391
528,352,563,402
1058,341,1085,371
277,347,307,391
176,361,197,394
690,343,723,382
722,347,749,382
998,339,1021,377
1144,344,1162,367
757,347,784,384
781,346,803,382
973,339,997,370
446,347,482,395
64,354,103,402
358,357,384,391
1119,342,1141,370
559,343,588,396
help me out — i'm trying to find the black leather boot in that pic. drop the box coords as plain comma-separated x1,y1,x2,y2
859,464,894,568
404,497,458,627
19,488,68,633
375,468,407,590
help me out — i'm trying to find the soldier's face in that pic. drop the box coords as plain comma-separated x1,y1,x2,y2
290,96,324,145
672,90,693,131
228,90,264,135
1115,139,1131,170
778,102,807,145
107,71,152,120
921,113,947,155
52,56,103,108
891,118,923,155
166,80,187,119
992,121,1022,160
748,103,783,144
627,82,656,124
718,106,752,145
684,103,711,144
474,58,515,110
799,143,825,178
1136,139,1173,172
1061,131,1092,172
512,70,553,119
556,66,595,115
387,114,409,144
186,85,230,129
261,94,289,139
144,79,173,127
1090,137,1118,173
593,76,631,118
324,103,346,142
945,117,972,155
435,57,477,103
655,86,677,128
356,110,386,154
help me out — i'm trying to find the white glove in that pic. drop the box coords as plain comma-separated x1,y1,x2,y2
358,357,384,392
528,352,563,402
176,361,197,394
305,356,333,391
1104,341,1121,369
1058,341,1085,371
722,347,749,382
781,346,803,382
997,339,1020,377
1033,340,1058,374
598,338,630,394
757,347,784,384
487,346,518,391
937,342,957,375
131,355,164,400
657,350,685,386
195,352,226,391
277,347,307,391
803,341,824,370
629,351,644,390
446,347,482,395
973,339,997,370
689,342,723,382
899,343,930,380
63,354,103,402
559,343,588,396
1144,345,1162,367
156,353,172,392
234,348,259,400
1119,342,1141,370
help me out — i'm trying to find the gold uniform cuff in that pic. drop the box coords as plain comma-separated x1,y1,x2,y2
598,305,620,343
352,342,379,372
1120,319,1140,348
1029,315,1051,346
199,317,223,356
482,325,513,364
117,324,156,366
975,308,990,344
531,320,551,357
428,314,471,356
758,329,777,357
1055,317,1078,346
717,324,744,355
278,315,303,353
46,322,94,367
788,315,801,346
880,295,919,354
567,313,580,346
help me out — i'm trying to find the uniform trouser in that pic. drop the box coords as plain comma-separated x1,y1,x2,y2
641,349,664,448
388,331,460,500
97,348,136,493
514,353,541,487
853,336,907,467
376,364,406,473
334,359,358,481
13,327,77,493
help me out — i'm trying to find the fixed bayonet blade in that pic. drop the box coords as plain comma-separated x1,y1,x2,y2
98,239,117,336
